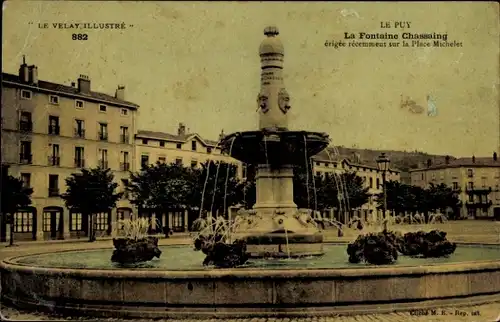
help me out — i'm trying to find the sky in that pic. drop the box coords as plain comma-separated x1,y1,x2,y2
2,1,499,158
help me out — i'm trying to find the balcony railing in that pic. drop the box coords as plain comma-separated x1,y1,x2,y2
48,156,60,166
74,128,85,138
48,188,60,197
48,125,60,135
98,132,108,141
74,158,85,168
465,200,493,208
19,121,33,132
120,134,129,144
120,162,130,171
98,160,109,169
465,187,492,194
19,153,32,164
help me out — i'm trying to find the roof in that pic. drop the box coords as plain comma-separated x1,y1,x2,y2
312,147,400,173
410,157,500,172
2,72,139,109
136,130,219,147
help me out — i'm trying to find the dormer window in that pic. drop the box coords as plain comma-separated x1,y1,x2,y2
99,104,107,112
121,109,128,116
191,141,197,151
21,90,32,100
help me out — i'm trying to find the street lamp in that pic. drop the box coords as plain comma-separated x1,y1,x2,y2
376,152,390,231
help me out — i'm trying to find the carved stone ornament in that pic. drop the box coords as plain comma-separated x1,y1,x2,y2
278,88,291,114
257,92,269,113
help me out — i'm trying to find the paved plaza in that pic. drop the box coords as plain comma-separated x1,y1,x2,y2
1,221,499,321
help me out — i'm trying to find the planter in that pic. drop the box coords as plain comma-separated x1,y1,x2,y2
194,235,249,268
111,237,162,264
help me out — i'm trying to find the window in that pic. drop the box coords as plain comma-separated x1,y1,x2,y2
376,178,380,189
48,115,60,135
158,156,166,164
120,151,130,171
176,158,183,165
121,109,128,116
21,173,31,188
468,194,474,202
141,154,149,168
95,213,109,230
98,149,108,168
191,160,198,168
49,144,60,166
452,182,459,190
20,141,32,164
99,104,107,112
43,212,51,232
14,212,33,232
142,139,148,145
98,123,108,140
207,147,212,154
19,111,32,132
75,100,84,109
49,95,59,105
75,147,85,168
48,174,59,196
70,212,82,231
159,141,165,147
421,173,424,180
369,177,373,188
467,182,474,190
172,212,184,231
176,143,182,149
467,169,474,178
20,90,32,100
120,126,129,144
191,141,197,151
74,119,85,138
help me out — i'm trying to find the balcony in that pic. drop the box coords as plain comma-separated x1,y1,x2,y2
120,162,130,171
74,128,86,138
19,153,32,164
48,188,60,197
120,134,130,144
19,121,33,132
465,200,493,208
74,158,85,168
465,187,492,194
48,125,60,135
98,132,108,141
98,160,109,169
48,156,60,166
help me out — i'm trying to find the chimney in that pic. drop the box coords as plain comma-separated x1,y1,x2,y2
445,155,450,164
28,65,38,85
493,152,498,161
77,74,91,93
219,129,225,141
115,85,125,100
71,82,76,87
178,123,186,136
18,55,29,83
426,159,432,167
472,155,476,163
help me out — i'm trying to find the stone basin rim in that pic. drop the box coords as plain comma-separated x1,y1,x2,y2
2,242,500,279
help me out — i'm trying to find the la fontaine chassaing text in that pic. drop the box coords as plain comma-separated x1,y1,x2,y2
326,21,463,48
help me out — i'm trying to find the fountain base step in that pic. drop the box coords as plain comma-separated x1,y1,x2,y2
242,232,324,258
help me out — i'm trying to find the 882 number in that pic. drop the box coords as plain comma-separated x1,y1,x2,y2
72,34,88,41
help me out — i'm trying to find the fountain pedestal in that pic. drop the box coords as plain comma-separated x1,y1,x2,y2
235,164,324,258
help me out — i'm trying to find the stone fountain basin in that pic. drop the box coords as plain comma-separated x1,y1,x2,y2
1,242,500,319
219,130,330,165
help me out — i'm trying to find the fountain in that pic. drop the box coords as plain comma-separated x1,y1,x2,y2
219,26,330,258
1,26,500,319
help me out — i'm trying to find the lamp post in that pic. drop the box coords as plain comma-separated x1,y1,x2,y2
376,153,390,231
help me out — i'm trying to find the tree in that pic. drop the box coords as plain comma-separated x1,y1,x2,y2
425,183,461,218
1,175,33,245
127,162,196,228
61,167,122,242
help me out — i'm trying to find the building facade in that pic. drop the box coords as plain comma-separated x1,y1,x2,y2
1,58,139,241
410,154,500,219
311,150,401,222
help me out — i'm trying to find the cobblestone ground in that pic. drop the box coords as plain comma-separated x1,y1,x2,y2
1,302,499,321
